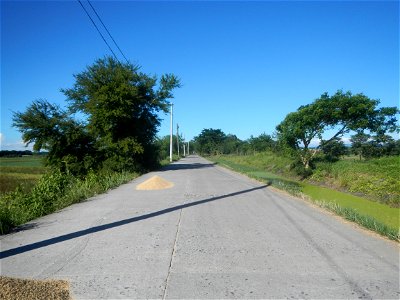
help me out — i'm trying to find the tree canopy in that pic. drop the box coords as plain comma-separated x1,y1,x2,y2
276,90,398,169
13,56,180,174
192,128,227,155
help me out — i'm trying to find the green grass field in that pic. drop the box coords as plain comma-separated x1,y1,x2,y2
0,156,46,195
211,154,400,240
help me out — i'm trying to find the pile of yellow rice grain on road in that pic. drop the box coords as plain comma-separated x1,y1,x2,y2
0,276,72,300
136,175,174,190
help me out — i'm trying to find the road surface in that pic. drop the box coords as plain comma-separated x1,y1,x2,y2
1,156,399,299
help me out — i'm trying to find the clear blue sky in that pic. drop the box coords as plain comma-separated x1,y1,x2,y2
1,0,399,150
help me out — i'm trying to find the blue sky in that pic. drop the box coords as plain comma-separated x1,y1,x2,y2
1,0,399,150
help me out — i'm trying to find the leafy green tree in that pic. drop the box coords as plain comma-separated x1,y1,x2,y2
223,134,242,154
276,90,398,171
385,138,400,156
351,132,399,159
320,137,347,162
193,128,227,155
155,134,185,160
62,56,180,171
13,56,180,174
13,100,96,174
248,133,275,153
350,132,370,160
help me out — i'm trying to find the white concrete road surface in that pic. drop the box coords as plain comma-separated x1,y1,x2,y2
1,156,399,299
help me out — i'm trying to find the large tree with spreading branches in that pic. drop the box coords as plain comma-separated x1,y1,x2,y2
276,90,398,170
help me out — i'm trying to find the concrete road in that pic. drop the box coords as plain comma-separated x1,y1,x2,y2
1,156,399,299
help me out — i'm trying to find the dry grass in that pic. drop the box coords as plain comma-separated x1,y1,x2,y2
0,276,73,300
0,173,42,194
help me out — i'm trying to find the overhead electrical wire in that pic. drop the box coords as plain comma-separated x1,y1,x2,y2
77,0,120,63
87,0,129,64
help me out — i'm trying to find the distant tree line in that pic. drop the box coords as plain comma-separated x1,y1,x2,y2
191,129,277,156
0,150,33,157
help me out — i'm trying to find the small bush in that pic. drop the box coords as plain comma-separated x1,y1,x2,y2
290,160,314,179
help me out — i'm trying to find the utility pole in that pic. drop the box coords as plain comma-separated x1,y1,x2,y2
183,135,186,157
169,103,173,162
176,123,180,157
183,134,186,157
188,141,190,155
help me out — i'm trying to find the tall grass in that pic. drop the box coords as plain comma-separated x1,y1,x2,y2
315,201,399,241
0,170,137,234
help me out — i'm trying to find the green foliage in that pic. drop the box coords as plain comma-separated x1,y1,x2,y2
248,133,276,153
290,159,314,178
13,56,181,175
276,90,399,171
0,170,137,234
193,128,227,155
350,132,370,160
351,132,400,159
0,150,34,157
12,100,97,174
311,156,400,207
155,134,186,161
61,56,180,172
320,137,347,162
223,134,243,155
192,129,276,156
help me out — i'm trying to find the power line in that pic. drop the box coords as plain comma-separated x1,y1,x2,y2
77,0,120,63
87,0,129,64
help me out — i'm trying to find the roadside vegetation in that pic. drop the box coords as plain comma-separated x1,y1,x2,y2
3,56,398,242
0,169,137,234
192,91,399,240
211,154,399,241
0,56,180,234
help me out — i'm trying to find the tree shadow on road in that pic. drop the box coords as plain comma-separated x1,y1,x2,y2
0,184,268,259
161,162,217,171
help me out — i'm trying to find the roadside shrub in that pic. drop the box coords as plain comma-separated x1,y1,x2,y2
0,170,137,234
290,160,314,179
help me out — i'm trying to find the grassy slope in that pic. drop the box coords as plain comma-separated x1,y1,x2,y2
211,154,399,240
311,156,400,207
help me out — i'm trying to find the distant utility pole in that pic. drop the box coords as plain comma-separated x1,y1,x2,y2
188,141,190,155
183,136,186,157
169,103,173,162
176,123,180,157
